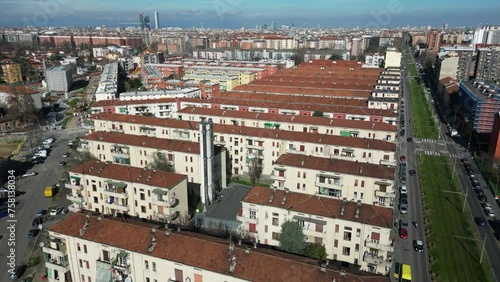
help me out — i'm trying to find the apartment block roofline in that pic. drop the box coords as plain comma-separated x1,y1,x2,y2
49,212,388,282
243,186,393,229
274,153,395,180
70,159,187,189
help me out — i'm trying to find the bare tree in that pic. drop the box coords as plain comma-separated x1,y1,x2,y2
147,151,175,172
7,92,38,126
249,157,263,187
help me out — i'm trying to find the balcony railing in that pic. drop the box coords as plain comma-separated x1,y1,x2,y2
365,240,394,252
111,149,130,156
315,180,342,189
380,159,396,166
270,173,286,181
68,204,82,213
66,194,84,203
152,196,178,208
45,258,70,273
109,128,124,133
236,211,258,224
363,252,392,268
103,189,128,199
375,190,396,199
104,201,129,212
43,244,67,257
66,183,83,190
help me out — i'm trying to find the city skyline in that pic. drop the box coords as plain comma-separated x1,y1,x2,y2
0,0,499,28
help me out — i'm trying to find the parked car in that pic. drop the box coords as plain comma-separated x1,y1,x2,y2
484,209,495,217
400,176,407,184
28,229,39,238
409,169,416,176
400,129,405,136
413,240,424,252
399,155,406,162
9,265,27,280
50,207,63,216
59,161,67,166
36,209,45,217
475,217,487,226
32,216,43,226
32,158,45,165
400,186,408,194
399,228,408,239
407,137,413,143
399,219,409,229
21,171,37,178
478,195,487,202
482,203,493,210
62,152,70,158
474,188,484,195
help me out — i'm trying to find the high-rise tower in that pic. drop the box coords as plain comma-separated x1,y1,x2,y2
139,13,145,30
154,11,160,30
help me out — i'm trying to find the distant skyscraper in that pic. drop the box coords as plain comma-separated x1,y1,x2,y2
443,22,448,30
154,11,160,30
139,13,145,30
144,16,151,29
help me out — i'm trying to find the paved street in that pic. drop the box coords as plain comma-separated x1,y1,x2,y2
0,127,86,281
394,50,500,282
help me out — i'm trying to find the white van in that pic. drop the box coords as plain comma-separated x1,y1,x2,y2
36,150,48,158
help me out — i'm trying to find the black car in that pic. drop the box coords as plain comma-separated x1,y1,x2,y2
413,240,424,252
32,216,43,226
407,137,413,142
475,217,487,226
28,229,39,238
409,169,416,176
478,195,487,202
59,161,67,166
400,130,405,136
9,265,27,280
474,188,484,195
32,158,45,164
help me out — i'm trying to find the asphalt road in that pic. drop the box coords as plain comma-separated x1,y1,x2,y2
390,52,430,282
0,127,85,281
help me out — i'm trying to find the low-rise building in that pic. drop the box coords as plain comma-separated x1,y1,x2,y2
270,154,395,207
43,212,389,282
66,160,188,223
80,131,227,189
238,186,393,275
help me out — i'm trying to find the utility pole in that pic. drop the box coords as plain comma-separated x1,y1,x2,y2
442,190,467,212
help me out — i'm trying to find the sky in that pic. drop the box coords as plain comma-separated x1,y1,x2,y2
0,0,499,28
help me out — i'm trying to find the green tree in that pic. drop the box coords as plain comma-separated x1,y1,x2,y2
147,151,175,172
278,221,305,254
249,157,263,187
329,53,342,60
304,243,327,260
312,110,324,117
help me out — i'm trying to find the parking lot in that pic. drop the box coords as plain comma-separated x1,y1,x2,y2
0,127,86,281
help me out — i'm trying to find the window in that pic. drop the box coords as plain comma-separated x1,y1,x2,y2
355,244,360,252
140,193,145,200
335,225,339,233
342,247,351,256
303,172,306,178
343,231,352,241
300,145,305,152
83,245,87,254
144,260,149,270
278,170,285,177
272,232,280,240
249,209,256,219
152,262,156,272
272,216,279,226
141,206,146,213
356,229,361,237
79,259,83,268
77,243,81,252
86,261,90,269
297,171,300,177
146,278,150,282
361,181,365,188
265,225,268,233
249,223,257,233
334,239,338,248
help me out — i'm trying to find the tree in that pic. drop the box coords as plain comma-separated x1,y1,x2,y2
278,221,305,255
7,93,38,126
147,151,175,172
329,53,342,60
248,157,262,187
312,110,324,117
304,243,327,260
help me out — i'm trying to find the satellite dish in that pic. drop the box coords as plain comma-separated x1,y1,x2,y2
124,277,132,282
39,242,45,247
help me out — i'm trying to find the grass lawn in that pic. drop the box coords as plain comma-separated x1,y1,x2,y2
69,98,81,109
409,79,439,139
418,155,495,282
60,116,72,127
230,177,271,188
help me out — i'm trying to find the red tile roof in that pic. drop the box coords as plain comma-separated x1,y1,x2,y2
91,113,396,152
92,98,177,108
50,213,388,282
82,131,201,154
243,187,393,228
177,107,396,132
70,159,187,189
274,154,395,180
234,84,371,99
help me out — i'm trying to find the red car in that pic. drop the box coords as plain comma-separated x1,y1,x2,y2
400,155,406,162
399,228,408,239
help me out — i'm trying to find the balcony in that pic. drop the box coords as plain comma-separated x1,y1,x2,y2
380,159,396,166
45,258,70,273
236,209,258,224
103,188,128,199
363,252,392,268
109,127,124,133
67,194,84,203
365,240,394,252
111,147,130,157
104,201,129,212
246,141,264,150
43,244,67,258
68,204,82,213
375,190,396,199
66,183,83,191
315,179,342,189
152,196,178,208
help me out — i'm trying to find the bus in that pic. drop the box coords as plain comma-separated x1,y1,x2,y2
401,264,412,282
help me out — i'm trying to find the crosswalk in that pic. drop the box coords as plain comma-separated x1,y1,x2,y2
415,138,454,145
420,150,461,158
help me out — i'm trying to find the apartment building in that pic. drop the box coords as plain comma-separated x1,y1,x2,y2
119,88,201,101
237,186,393,275
80,131,227,188
90,98,179,118
46,65,73,92
95,63,119,101
270,154,395,207
384,47,402,68
66,160,188,223
368,68,401,110
43,212,388,282
1,63,22,83
475,47,500,83
87,113,396,178
176,107,397,142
